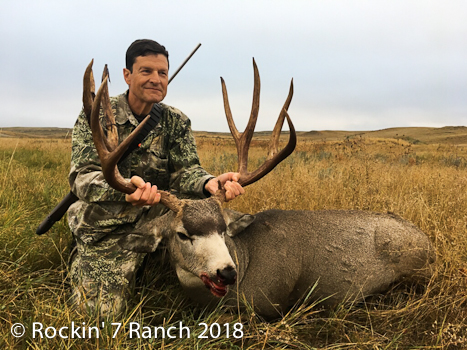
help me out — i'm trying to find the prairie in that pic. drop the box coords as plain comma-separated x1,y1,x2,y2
0,131,466,349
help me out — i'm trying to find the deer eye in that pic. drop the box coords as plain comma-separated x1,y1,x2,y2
177,232,192,242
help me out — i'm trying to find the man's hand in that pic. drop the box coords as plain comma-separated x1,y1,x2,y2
125,176,161,206
205,172,245,202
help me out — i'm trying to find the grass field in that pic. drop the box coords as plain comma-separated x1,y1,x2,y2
1,131,466,349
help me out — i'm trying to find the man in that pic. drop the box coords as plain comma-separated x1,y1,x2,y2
68,39,244,318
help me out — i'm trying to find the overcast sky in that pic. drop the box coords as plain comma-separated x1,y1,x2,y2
1,1,466,132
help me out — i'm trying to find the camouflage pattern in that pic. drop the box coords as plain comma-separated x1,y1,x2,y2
68,92,214,318
69,233,145,319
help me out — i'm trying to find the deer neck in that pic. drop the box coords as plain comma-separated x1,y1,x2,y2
225,235,249,286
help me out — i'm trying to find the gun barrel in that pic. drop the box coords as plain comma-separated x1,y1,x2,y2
168,43,202,84
36,191,78,235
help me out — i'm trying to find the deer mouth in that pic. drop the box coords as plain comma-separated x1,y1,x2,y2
200,273,228,297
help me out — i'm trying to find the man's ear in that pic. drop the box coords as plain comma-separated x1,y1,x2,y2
123,68,131,85
223,209,255,237
118,233,162,253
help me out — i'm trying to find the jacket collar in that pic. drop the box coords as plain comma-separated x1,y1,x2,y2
115,91,144,128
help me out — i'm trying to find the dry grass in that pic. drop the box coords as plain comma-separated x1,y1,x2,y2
1,135,467,349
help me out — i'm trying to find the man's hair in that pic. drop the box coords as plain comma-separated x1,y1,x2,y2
125,39,169,72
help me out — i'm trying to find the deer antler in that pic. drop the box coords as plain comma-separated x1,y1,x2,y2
82,60,95,124
221,58,296,187
83,60,118,152
86,59,294,211
86,62,181,213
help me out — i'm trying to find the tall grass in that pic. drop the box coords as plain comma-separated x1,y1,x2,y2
1,136,466,349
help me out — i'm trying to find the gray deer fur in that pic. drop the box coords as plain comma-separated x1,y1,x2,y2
120,195,436,320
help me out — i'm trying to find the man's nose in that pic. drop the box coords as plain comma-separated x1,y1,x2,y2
149,73,161,84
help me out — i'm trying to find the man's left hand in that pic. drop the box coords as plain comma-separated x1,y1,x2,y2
205,172,245,201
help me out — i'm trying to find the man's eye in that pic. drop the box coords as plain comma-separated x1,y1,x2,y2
177,232,191,241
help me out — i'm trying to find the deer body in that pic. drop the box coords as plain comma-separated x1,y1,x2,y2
125,203,435,319
185,209,434,318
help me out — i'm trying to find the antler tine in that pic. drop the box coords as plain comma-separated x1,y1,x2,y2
100,65,118,152
267,78,294,159
82,59,95,125
101,64,110,83
221,77,240,145
243,58,261,155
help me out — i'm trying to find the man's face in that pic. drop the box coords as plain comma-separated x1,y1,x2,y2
123,54,169,110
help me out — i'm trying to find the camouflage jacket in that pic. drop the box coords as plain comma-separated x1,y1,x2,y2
67,92,214,244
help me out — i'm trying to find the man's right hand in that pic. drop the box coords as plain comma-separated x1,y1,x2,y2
125,176,161,206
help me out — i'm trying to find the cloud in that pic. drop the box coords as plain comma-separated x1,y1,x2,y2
1,1,466,130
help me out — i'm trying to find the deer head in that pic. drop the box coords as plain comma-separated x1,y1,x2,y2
85,58,296,297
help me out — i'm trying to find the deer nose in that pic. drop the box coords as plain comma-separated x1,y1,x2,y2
217,266,237,285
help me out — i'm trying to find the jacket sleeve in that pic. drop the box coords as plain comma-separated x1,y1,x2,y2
68,110,126,203
166,112,214,198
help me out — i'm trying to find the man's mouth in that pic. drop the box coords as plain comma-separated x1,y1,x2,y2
145,87,162,92
200,273,228,297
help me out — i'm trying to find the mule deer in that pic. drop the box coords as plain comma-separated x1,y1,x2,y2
86,59,435,319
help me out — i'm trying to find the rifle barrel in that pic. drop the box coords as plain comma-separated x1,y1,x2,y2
168,43,202,84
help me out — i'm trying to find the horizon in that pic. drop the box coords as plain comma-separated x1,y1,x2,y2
1,124,466,133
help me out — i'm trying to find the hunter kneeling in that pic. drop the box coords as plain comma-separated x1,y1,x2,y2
68,39,243,319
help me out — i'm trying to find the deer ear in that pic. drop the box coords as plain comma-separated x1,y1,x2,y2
118,207,170,252
223,209,255,237
118,233,162,253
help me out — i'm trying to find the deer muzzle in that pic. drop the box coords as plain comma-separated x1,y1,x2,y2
200,266,237,298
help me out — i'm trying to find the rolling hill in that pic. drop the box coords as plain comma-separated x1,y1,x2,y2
1,126,466,145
